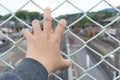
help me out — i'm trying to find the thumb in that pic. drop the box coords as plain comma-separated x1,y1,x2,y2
61,59,71,68
23,29,33,43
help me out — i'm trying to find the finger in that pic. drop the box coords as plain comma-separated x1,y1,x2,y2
43,8,51,34
32,20,41,36
23,29,33,43
54,19,66,43
61,59,71,68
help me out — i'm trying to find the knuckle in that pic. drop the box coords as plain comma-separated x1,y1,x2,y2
44,18,51,22
59,22,65,27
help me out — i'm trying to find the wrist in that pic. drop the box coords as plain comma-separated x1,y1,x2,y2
26,56,52,74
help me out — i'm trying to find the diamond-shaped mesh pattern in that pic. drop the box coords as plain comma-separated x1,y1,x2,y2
0,0,120,80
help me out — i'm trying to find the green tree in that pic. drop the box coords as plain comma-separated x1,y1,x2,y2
15,10,28,20
0,15,3,19
75,17,92,26
16,11,42,22
103,12,113,19
2,14,11,20
28,12,42,22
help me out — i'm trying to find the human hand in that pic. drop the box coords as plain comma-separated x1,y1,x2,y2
23,8,70,74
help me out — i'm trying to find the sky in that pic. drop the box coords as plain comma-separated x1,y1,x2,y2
0,0,120,17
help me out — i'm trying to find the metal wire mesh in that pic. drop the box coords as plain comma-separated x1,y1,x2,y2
0,0,120,80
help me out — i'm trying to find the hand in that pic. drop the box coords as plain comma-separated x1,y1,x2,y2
23,8,70,74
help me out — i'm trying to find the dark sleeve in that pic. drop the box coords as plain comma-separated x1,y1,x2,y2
0,58,48,80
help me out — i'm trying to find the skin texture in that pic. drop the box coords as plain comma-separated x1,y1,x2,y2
23,8,70,74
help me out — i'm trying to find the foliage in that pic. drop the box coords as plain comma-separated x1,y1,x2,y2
102,12,113,19
15,10,42,22
57,12,113,27
28,12,43,22
0,10,113,27
0,10,42,22
0,15,2,19
0,14,11,20
15,10,28,20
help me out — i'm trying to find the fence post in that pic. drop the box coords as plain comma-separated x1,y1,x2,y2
115,28,120,80
66,35,74,80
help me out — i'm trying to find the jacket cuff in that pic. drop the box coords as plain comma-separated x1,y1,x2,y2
13,58,48,80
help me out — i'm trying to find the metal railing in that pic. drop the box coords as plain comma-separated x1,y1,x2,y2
0,0,120,80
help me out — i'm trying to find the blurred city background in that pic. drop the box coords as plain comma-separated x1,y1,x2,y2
0,0,120,80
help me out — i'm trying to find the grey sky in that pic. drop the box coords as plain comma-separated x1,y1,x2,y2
0,0,120,17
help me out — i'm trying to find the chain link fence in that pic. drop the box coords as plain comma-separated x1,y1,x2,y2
0,0,120,80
